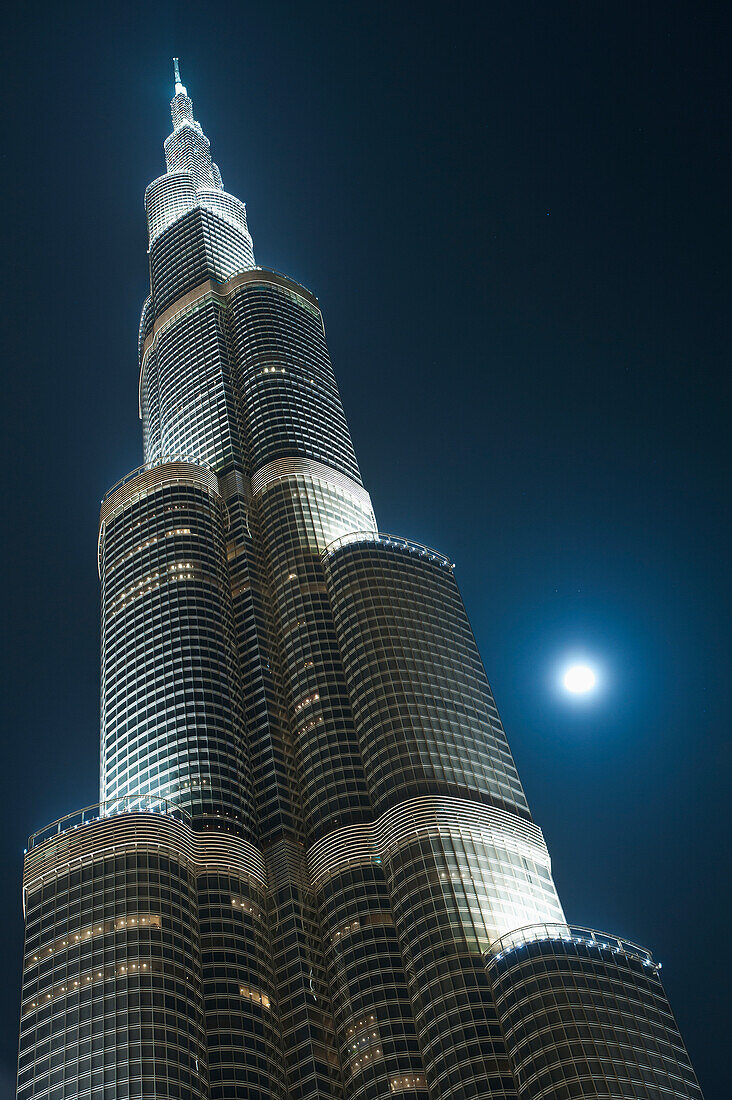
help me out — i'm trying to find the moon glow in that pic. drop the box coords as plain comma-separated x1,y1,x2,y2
563,664,597,694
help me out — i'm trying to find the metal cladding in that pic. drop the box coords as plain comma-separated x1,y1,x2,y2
16,63,704,1100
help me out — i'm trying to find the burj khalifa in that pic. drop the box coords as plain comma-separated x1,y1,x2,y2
16,62,703,1100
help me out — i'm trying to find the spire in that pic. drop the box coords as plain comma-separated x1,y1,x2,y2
164,60,224,191
173,57,186,97
170,57,196,130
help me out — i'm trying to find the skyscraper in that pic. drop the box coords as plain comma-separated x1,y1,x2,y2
16,62,703,1100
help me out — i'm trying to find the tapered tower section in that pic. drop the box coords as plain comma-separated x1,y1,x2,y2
16,62,703,1100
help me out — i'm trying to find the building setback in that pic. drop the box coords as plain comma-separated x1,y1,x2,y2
16,63,703,1100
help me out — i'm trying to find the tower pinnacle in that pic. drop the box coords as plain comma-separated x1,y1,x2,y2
173,56,186,96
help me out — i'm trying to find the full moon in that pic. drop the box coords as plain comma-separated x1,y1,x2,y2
563,664,597,694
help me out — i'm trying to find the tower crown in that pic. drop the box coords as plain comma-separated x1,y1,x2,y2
144,60,251,256
163,58,223,189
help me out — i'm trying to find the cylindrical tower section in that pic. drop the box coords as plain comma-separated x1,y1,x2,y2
99,461,253,833
485,924,704,1099
18,811,209,1100
323,533,529,818
323,534,566,1099
308,800,565,1100
198,189,252,238
18,809,286,1100
148,206,255,319
229,273,362,482
144,171,198,246
141,297,245,472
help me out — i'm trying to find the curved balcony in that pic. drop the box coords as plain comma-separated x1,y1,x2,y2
27,796,189,852
322,530,454,570
101,456,215,506
486,922,658,969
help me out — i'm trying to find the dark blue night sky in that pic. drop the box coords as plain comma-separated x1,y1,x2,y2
0,2,728,1096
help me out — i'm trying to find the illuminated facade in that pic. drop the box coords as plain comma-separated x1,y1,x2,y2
16,63,703,1100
